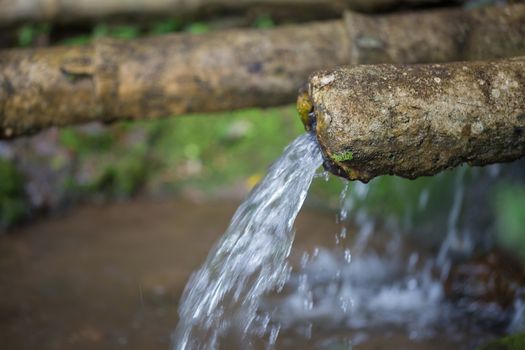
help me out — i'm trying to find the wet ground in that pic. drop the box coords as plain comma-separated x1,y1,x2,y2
0,197,504,350
0,197,341,350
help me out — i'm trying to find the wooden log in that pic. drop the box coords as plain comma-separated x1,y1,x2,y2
1,4,525,138
0,0,462,26
304,57,525,182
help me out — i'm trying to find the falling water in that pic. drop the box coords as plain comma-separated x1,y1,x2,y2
265,161,525,348
173,133,322,349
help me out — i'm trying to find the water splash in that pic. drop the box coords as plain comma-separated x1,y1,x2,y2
173,133,322,350
266,161,525,347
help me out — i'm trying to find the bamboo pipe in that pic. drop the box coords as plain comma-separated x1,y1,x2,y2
301,57,525,182
0,0,463,26
1,4,525,138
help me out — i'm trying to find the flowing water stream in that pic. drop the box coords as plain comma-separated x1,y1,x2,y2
173,134,323,349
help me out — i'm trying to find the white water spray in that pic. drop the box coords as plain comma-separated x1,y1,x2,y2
173,134,322,349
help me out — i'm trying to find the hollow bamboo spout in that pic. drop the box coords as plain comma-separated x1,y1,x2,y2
1,4,525,138
301,57,525,182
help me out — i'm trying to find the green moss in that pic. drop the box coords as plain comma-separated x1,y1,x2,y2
331,150,353,162
477,333,525,350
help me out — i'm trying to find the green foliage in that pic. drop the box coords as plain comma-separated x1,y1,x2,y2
0,159,26,229
59,128,114,154
18,25,36,47
253,15,275,29
0,159,23,195
93,24,140,39
308,167,471,244
184,22,209,34
58,124,148,197
148,19,182,35
60,23,143,45
59,18,184,46
494,183,525,258
31,13,273,48
17,23,50,47
96,157,147,197
477,333,525,350
51,106,304,199
59,35,92,46
145,106,304,192
359,175,449,226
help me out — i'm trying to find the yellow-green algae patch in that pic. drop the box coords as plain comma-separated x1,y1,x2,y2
331,150,353,162
296,91,314,131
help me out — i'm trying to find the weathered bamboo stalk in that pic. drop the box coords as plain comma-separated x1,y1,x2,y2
0,0,461,26
0,22,350,138
303,57,525,182
1,4,525,138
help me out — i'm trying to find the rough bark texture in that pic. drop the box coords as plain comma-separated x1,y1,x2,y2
305,57,525,182
2,4,525,138
0,21,350,138
0,0,462,26
344,3,525,64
